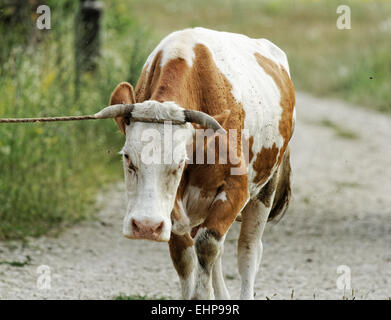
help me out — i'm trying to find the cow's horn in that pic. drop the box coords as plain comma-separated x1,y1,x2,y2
94,104,134,119
184,110,225,132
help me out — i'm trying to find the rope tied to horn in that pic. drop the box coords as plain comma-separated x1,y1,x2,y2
0,103,225,132
0,104,184,124
0,116,187,125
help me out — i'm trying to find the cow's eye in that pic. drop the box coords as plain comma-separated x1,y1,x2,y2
123,154,129,160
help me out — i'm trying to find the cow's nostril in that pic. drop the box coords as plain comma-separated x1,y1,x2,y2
131,219,140,232
154,221,164,234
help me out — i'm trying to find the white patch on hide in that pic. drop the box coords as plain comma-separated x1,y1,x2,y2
211,191,227,206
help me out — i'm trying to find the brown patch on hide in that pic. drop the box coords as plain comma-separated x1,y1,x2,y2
169,233,194,278
190,225,200,238
254,53,295,165
135,51,164,102
252,143,279,187
257,170,278,208
200,173,248,238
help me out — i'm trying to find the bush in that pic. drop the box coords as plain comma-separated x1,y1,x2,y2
0,1,151,239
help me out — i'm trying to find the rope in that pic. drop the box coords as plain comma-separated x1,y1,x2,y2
0,115,97,123
0,115,187,125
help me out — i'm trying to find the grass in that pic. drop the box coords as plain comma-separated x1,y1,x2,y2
0,255,31,267
0,1,152,239
302,196,311,205
336,181,361,192
129,0,391,113
319,119,359,139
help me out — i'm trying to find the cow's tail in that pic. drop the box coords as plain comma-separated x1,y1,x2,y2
267,148,292,222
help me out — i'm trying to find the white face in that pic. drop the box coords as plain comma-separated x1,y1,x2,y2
121,122,191,242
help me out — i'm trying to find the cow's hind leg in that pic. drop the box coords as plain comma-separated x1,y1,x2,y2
169,233,197,299
238,149,292,299
238,199,271,299
238,171,279,300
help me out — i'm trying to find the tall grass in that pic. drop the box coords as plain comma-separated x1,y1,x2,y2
0,1,151,239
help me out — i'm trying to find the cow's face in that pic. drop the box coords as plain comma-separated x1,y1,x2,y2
120,119,192,242
108,83,226,242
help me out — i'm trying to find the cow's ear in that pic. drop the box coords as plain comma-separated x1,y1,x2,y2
109,82,136,135
213,109,231,128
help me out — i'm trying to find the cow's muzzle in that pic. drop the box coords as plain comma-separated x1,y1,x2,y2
124,218,167,242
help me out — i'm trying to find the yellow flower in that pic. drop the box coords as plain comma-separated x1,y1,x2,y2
118,3,126,13
41,70,56,93
35,127,43,135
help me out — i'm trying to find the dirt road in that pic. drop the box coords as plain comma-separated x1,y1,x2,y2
0,92,390,300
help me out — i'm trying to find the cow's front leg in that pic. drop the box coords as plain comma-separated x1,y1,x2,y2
192,228,221,299
169,233,197,299
192,176,248,300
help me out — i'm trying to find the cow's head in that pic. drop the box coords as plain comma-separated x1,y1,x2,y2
99,82,227,241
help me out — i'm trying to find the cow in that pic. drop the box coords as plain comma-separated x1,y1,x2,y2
99,27,295,299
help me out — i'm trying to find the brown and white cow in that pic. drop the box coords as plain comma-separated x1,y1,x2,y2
106,27,295,299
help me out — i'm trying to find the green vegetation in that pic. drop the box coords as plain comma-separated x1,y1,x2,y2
0,255,31,267
129,0,391,112
302,196,311,205
0,1,152,239
319,119,359,139
336,181,361,191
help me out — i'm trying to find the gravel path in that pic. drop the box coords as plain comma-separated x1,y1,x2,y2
0,92,390,300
